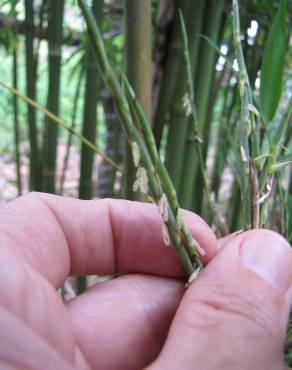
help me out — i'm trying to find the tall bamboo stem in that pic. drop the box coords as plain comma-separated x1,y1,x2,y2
24,0,41,190
79,0,103,201
163,0,205,200
59,68,84,195
12,0,22,196
43,0,65,193
123,0,152,200
191,0,224,213
152,0,189,148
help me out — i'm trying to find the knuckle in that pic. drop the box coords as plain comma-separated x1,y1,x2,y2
180,275,283,341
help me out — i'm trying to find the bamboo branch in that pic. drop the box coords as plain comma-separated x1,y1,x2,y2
0,82,121,173
232,0,256,229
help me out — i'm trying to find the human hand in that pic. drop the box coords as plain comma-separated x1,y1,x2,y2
0,193,291,370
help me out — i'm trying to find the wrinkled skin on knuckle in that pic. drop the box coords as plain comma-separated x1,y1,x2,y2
181,270,285,350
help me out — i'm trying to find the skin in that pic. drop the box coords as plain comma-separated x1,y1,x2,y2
0,192,291,370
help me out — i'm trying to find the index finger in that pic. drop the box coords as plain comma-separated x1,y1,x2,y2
0,192,217,287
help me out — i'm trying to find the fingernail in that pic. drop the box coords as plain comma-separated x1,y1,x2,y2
240,232,292,293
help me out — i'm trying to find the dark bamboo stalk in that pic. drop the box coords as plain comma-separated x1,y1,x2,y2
191,0,225,214
152,0,190,148
152,0,175,127
123,0,152,200
43,0,65,193
78,0,103,201
12,0,22,196
24,0,41,190
59,68,84,195
95,92,123,198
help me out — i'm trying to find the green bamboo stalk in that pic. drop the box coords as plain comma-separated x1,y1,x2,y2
177,11,222,230
164,0,205,194
11,0,22,196
59,68,84,195
24,0,42,191
78,0,203,276
152,0,190,148
79,0,103,201
192,1,225,214
0,82,121,173
180,0,224,211
43,0,65,194
123,0,152,200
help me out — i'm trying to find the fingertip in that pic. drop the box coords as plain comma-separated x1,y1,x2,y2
182,209,217,265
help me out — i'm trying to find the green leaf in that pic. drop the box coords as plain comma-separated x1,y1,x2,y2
271,151,292,172
260,0,287,122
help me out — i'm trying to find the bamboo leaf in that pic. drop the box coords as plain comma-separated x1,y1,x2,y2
271,152,292,172
260,0,287,122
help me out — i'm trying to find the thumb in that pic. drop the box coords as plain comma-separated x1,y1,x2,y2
149,229,292,370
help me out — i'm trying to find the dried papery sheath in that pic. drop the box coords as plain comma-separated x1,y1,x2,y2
186,267,201,287
131,141,140,167
133,167,148,194
63,280,76,300
176,208,184,230
194,239,206,256
182,93,192,117
162,222,170,246
240,145,248,162
247,104,260,117
158,193,169,222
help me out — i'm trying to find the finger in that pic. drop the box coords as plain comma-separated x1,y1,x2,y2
0,305,79,370
149,230,292,370
217,229,243,249
66,275,184,370
0,192,216,287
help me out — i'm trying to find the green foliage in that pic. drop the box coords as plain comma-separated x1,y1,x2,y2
260,0,287,122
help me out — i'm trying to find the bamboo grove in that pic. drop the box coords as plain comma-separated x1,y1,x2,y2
0,0,291,361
